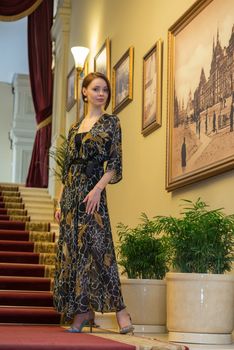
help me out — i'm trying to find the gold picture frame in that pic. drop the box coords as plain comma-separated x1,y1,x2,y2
166,0,234,191
66,66,76,112
142,40,162,136
112,47,134,114
94,38,111,80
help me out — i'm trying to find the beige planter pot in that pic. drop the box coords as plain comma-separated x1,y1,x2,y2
121,278,166,333
166,272,234,344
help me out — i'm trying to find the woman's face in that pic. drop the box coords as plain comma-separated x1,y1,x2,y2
83,78,109,108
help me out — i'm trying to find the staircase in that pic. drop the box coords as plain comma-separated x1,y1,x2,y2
0,183,61,325
0,183,119,329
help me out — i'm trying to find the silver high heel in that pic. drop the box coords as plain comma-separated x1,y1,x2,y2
119,324,134,334
118,312,134,335
66,319,93,333
66,311,94,333
89,310,100,328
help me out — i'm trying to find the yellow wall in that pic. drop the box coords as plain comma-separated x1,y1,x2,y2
67,0,234,238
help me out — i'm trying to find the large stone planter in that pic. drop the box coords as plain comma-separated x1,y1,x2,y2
166,272,234,344
121,278,166,333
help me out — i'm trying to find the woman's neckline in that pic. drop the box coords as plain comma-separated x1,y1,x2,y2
77,113,106,134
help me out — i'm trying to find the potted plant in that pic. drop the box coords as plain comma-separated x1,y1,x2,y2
116,213,169,333
49,134,68,181
153,198,234,344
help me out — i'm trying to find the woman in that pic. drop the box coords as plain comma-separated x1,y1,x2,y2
53,72,133,334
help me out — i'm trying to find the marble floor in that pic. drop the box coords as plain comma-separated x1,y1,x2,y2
150,333,234,350
93,313,234,349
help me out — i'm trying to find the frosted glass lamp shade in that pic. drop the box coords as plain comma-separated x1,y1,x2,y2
71,46,89,69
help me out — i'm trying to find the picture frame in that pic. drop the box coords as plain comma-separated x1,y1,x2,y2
142,40,162,136
94,38,111,80
77,61,89,121
66,66,76,112
112,46,134,114
166,0,234,191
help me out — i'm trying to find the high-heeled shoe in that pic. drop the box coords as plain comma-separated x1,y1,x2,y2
66,319,93,333
89,310,100,328
119,324,134,334
118,312,134,335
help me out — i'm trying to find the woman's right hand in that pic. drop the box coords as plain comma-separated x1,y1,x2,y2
55,208,61,223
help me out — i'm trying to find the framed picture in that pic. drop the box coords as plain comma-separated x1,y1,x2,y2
112,47,134,114
77,62,89,121
142,40,162,136
66,66,76,112
166,0,234,191
94,38,111,80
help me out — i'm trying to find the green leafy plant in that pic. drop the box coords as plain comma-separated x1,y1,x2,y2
153,198,234,274
49,135,67,180
117,213,169,279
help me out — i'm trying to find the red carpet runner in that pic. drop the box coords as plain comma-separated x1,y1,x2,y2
0,325,135,350
0,185,61,325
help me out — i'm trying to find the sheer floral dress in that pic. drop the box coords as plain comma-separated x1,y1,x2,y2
53,113,125,321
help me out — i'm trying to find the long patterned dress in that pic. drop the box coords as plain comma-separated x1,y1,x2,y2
53,113,125,321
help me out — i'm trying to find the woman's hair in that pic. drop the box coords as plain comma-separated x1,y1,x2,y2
81,72,111,110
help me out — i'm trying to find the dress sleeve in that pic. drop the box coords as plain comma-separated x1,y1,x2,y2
105,116,122,184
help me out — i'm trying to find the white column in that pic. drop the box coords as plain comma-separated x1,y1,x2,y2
11,74,36,184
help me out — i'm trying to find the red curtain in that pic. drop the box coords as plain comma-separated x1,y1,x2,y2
26,0,53,188
0,0,42,20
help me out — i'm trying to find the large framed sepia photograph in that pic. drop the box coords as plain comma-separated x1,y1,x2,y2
142,40,162,136
112,46,134,114
66,66,76,112
94,38,111,80
166,0,234,191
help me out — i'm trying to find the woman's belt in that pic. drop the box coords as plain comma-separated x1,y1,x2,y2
70,158,104,176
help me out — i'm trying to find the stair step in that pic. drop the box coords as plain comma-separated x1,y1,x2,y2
29,215,54,222
24,203,54,209
20,192,51,198
50,223,59,232
0,263,45,277
0,182,60,326
0,230,30,241
0,251,40,264
23,198,53,204
1,182,22,186
0,197,22,203
0,276,51,291
0,291,53,307
0,215,30,222
0,251,56,265
0,306,61,324
0,240,34,252
0,202,24,209
0,191,20,197
19,187,48,193
0,220,25,231
0,209,27,216
27,208,54,215
0,221,50,232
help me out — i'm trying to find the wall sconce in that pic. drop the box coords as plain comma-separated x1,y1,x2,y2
71,46,90,121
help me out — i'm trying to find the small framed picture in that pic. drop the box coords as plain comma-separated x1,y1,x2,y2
66,66,76,112
142,40,162,136
94,38,111,80
112,47,134,114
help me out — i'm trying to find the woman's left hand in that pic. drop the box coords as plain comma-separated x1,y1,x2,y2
83,186,102,214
